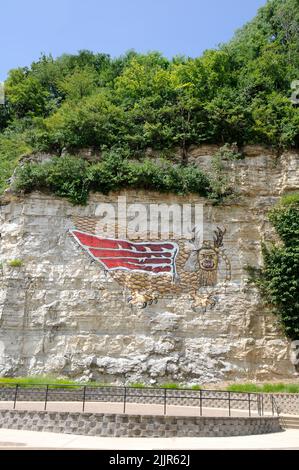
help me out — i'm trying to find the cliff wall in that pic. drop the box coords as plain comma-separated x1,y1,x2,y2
0,146,298,384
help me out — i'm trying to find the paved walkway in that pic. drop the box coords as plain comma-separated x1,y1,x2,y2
0,428,298,449
0,401,266,417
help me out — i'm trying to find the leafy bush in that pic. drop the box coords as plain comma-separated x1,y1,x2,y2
208,143,241,201
14,151,212,204
248,194,299,338
268,194,299,246
0,135,31,194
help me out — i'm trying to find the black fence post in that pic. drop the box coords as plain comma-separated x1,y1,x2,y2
248,393,251,417
123,387,127,414
228,391,231,417
200,389,202,417
13,384,19,410
82,386,87,412
164,388,167,415
44,385,49,411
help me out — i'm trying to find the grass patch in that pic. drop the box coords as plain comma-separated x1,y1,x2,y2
190,385,202,390
227,383,299,394
159,383,202,390
0,377,297,393
128,383,146,388
0,379,198,390
0,376,81,388
0,376,113,389
7,259,23,267
0,376,129,389
129,383,202,390
159,383,179,389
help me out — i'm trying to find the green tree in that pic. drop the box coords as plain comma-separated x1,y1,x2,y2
57,67,98,101
5,68,52,118
44,91,126,152
251,91,299,147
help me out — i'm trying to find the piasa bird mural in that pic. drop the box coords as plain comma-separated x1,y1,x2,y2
70,219,231,310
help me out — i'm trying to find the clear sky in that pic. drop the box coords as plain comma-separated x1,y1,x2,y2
0,0,267,81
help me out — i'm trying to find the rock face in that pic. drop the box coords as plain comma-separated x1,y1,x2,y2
0,146,298,384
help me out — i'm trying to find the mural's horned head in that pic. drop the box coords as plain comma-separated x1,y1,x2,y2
198,242,219,271
184,226,226,275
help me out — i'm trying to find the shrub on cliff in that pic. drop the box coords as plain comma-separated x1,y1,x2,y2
249,193,299,339
0,134,31,194
13,151,212,204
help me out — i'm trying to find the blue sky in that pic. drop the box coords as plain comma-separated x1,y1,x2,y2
0,0,266,80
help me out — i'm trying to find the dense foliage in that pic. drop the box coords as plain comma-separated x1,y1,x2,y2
0,135,31,194
14,151,211,204
249,193,299,339
1,0,299,196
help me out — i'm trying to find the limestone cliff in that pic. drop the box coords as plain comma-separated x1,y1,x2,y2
0,146,298,384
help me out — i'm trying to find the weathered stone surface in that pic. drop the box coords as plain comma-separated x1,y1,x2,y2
0,146,298,384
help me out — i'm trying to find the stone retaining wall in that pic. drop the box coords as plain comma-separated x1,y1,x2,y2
0,409,282,437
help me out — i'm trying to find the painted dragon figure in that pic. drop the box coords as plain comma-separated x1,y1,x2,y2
70,217,231,310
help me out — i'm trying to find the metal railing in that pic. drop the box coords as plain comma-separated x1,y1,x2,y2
0,383,280,417
271,394,283,425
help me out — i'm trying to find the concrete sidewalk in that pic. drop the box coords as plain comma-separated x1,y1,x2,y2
0,428,298,450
